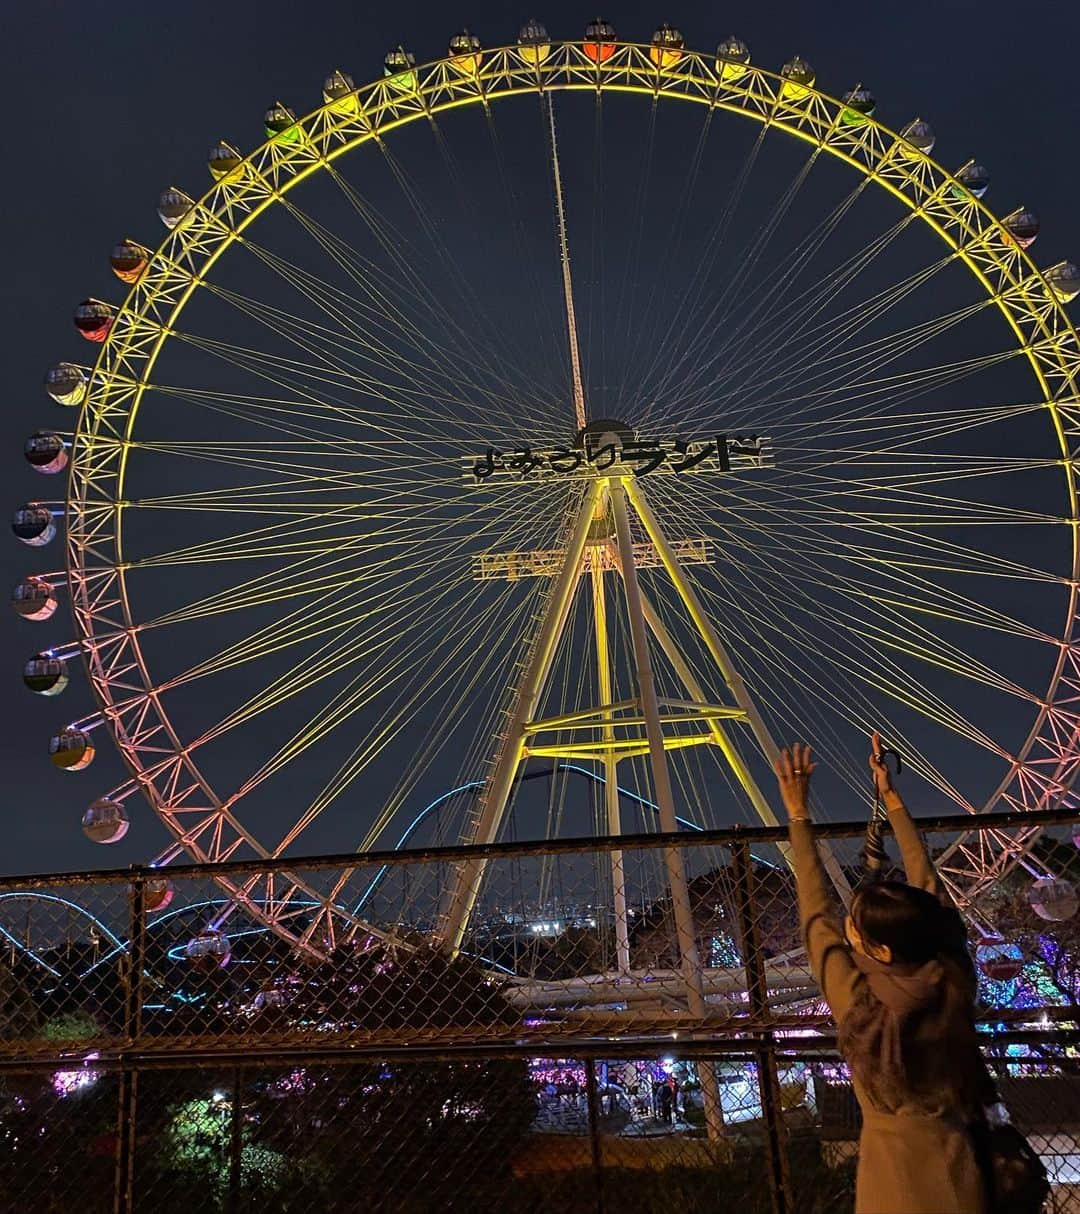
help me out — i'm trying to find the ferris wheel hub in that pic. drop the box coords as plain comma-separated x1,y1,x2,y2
575,417,636,457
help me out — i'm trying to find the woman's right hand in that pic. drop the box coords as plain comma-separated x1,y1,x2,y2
869,730,894,798
773,742,815,822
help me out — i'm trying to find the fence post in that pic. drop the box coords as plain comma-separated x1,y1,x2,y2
114,873,147,1214
126,873,147,1045
229,1064,244,1213
113,1067,137,1214
731,838,792,1214
584,1055,605,1214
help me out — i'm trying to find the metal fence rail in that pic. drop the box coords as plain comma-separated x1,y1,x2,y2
2,811,1080,1211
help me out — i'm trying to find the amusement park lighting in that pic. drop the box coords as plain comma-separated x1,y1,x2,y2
51,1052,100,1098
530,919,563,935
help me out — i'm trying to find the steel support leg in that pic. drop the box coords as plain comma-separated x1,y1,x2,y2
439,480,603,953
610,479,724,1140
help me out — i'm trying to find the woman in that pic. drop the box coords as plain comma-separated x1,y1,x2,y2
774,735,995,1214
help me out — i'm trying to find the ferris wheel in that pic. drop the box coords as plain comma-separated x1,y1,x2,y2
13,21,1080,958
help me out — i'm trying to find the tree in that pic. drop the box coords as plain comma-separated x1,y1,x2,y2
239,944,536,1210
630,861,803,972
0,1067,117,1214
39,1010,102,1043
523,925,605,980
0,957,40,1040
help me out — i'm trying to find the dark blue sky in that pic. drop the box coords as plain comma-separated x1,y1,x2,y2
3,1,1080,877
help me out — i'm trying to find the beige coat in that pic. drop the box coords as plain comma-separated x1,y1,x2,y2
789,810,989,1214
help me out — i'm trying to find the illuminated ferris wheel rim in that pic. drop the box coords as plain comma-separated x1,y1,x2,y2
59,34,1080,921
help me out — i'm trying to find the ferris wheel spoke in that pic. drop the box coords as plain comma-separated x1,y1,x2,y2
147,384,408,448
124,494,452,515
661,472,1067,589
740,348,1023,447
771,540,1050,644
126,437,487,485
608,100,658,415
240,221,557,418
323,146,562,402
785,452,1063,495
742,302,999,432
713,236,948,412
217,577,522,820
655,562,960,804
190,576,494,757
632,124,769,427
126,499,465,571
696,572,977,807
124,509,555,704
615,104,722,408
274,588,542,854
636,142,826,425
143,531,479,631
670,291,1000,441
744,301,993,427
203,277,500,411
683,145,823,367
687,531,1054,652
708,554,1040,714
174,313,546,442
202,269,556,436
778,399,1046,446
138,484,562,640
585,98,607,394
649,572,872,799
144,385,535,471
765,564,1039,702
168,320,552,447
148,484,565,711
167,333,463,434
747,458,1066,525
126,495,517,575
657,231,960,437
747,478,1063,530
643,148,894,424
706,213,923,391
123,464,486,513
481,103,577,396
693,551,1005,777
159,561,484,693
275,167,564,422
653,481,1053,710
648,475,1065,655
644,177,889,422
158,214,565,441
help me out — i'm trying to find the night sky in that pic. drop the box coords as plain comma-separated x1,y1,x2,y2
3,0,1080,879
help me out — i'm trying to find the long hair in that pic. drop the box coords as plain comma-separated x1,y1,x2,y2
839,882,992,1115
851,881,966,965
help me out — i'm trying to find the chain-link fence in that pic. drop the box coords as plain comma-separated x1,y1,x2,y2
2,809,1080,1211
5,1040,1080,1214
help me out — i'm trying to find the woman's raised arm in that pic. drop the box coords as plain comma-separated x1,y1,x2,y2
870,731,942,901
775,743,864,1023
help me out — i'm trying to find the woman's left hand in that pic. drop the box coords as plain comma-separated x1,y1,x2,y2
773,742,816,822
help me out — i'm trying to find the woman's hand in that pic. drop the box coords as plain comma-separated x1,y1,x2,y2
773,742,816,822
869,730,894,799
